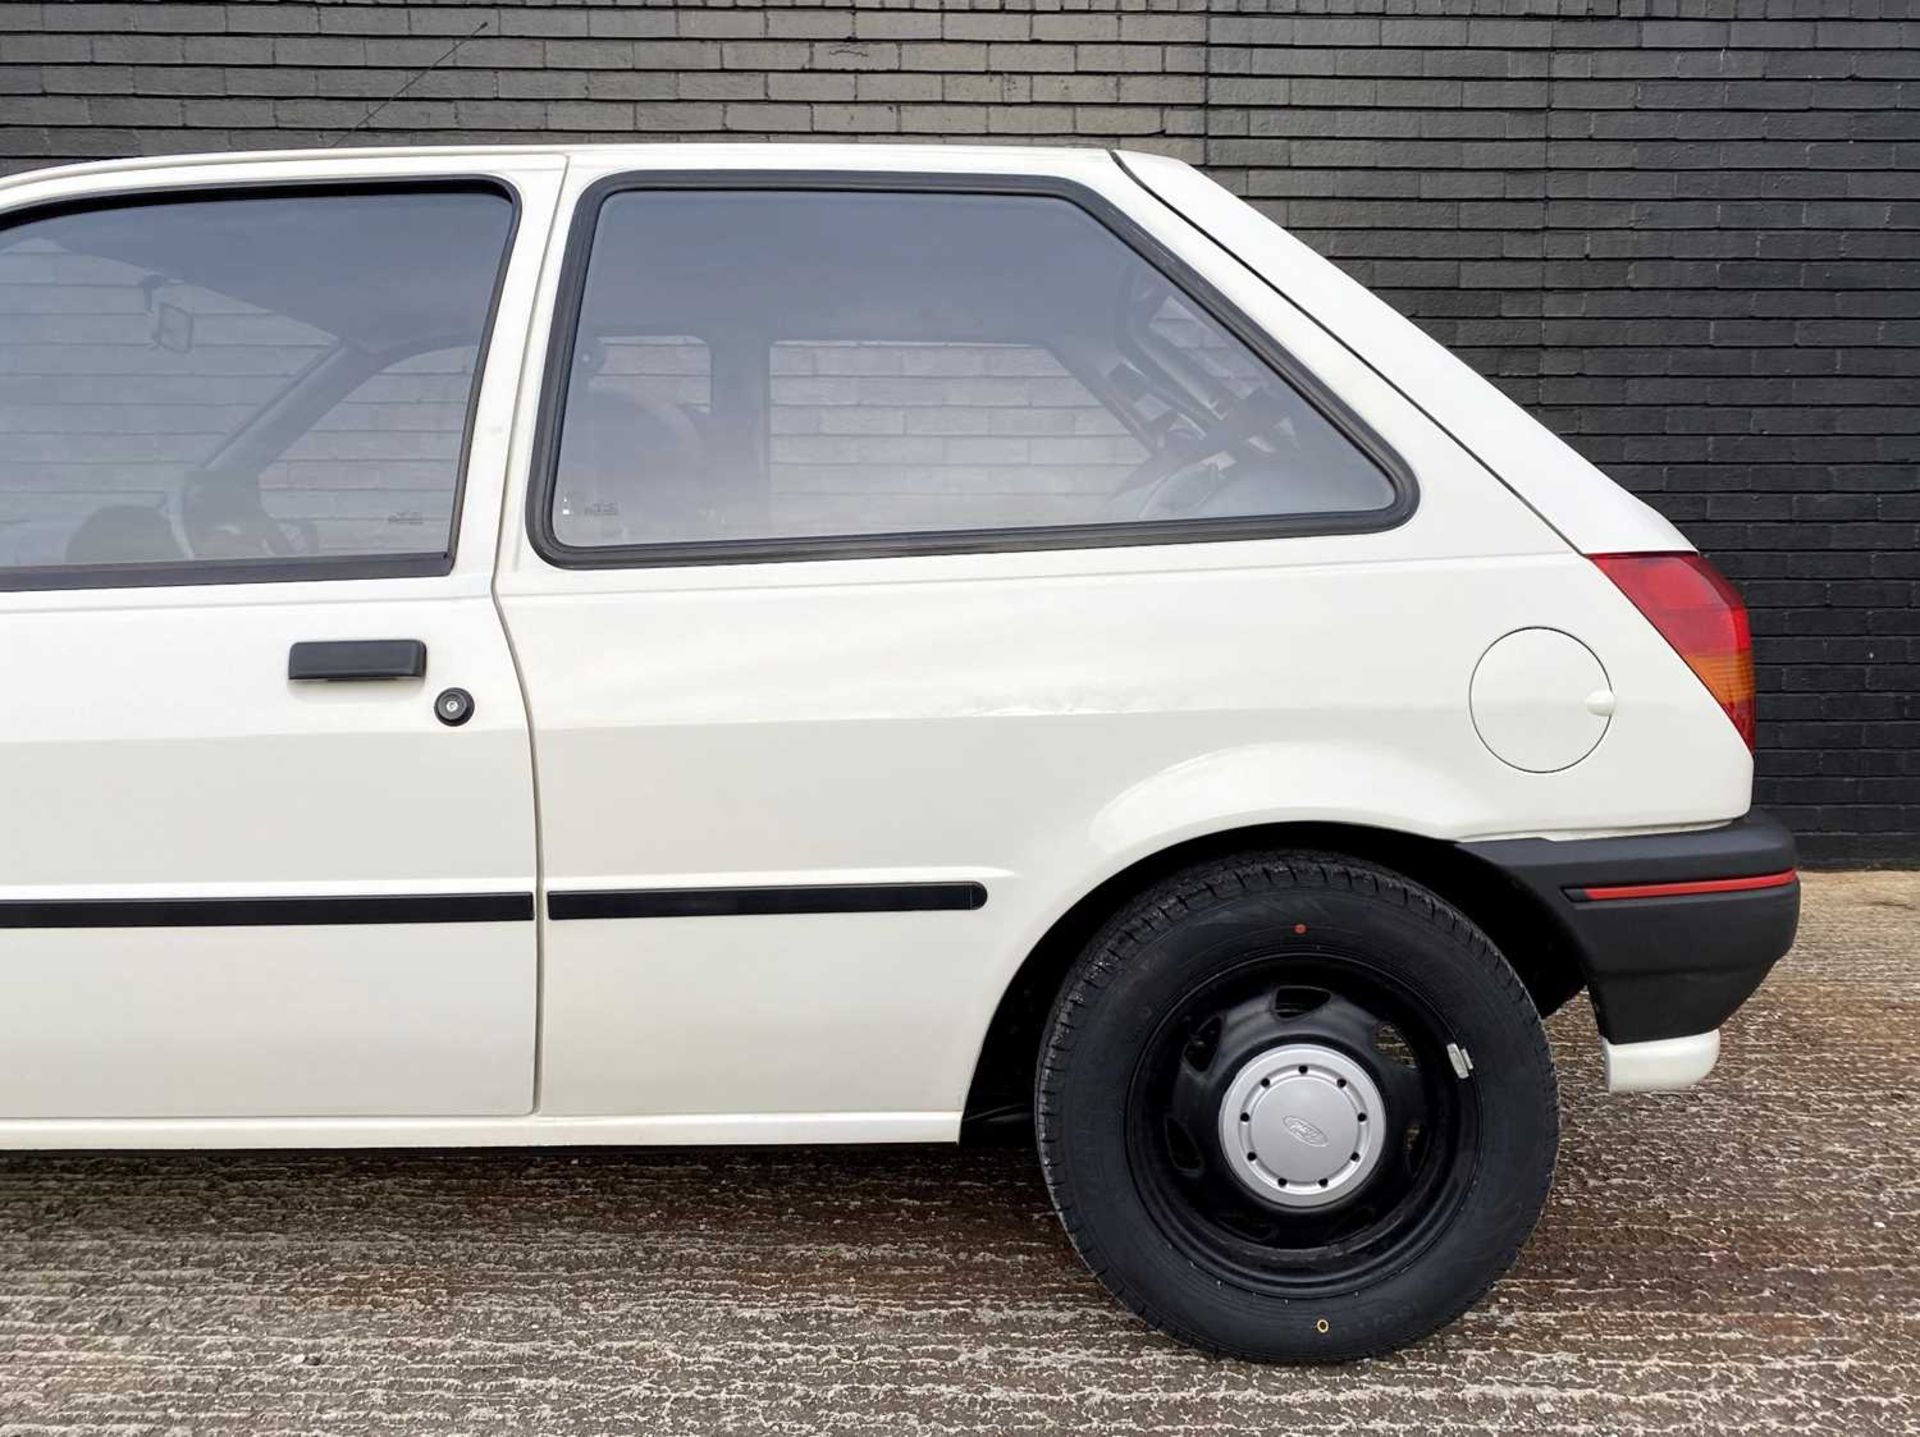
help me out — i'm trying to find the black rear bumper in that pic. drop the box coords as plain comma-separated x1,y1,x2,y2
1461,811,1800,1044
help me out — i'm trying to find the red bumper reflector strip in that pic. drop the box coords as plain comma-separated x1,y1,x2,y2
1576,870,1798,903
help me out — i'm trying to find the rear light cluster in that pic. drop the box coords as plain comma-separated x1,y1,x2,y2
1591,552,1756,752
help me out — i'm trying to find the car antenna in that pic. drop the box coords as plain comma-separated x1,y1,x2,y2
329,19,489,147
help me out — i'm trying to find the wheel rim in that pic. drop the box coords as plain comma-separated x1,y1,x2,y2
1124,946,1481,1298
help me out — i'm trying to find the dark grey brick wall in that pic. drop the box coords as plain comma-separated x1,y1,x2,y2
1,0,1915,864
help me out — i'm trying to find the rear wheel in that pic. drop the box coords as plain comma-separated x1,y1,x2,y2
1036,851,1558,1361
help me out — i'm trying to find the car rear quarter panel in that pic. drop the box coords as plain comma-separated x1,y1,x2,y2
494,149,1752,1125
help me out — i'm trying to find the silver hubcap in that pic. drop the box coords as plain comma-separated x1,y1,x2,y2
1217,1043,1387,1210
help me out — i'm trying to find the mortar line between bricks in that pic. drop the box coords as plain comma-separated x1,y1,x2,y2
1203,0,1215,173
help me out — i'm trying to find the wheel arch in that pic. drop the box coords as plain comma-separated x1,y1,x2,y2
961,820,1584,1141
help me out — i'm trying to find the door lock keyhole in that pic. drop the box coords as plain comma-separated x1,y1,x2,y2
434,688,474,727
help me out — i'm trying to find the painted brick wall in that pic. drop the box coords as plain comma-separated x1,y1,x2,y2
1,0,1915,863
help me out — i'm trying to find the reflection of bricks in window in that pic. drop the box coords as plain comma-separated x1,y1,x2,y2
767,342,1144,532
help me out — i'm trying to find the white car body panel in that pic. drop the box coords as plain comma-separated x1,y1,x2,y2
0,152,565,1121
0,145,1753,1147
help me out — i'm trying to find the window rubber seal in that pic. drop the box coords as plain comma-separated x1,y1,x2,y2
0,175,522,593
524,167,1419,573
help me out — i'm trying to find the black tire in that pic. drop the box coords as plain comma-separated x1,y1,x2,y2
1035,850,1558,1362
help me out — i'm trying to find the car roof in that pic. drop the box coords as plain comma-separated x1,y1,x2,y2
1,142,1132,192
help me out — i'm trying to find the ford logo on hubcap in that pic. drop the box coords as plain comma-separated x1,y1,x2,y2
1282,1114,1329,1147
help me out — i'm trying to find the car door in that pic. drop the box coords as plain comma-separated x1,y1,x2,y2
494,152,1550,1137
0,158,562,1120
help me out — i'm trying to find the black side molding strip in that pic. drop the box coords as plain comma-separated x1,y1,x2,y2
0,892,536,929
549,882,989,920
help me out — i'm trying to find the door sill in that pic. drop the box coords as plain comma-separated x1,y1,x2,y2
0,1111,961,1151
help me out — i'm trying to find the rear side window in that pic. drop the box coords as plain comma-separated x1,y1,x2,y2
0,185,513,587
542,185,1402,564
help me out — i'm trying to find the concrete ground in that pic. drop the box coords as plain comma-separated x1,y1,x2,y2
0,871,1913,1436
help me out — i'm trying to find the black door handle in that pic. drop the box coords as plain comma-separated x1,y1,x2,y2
288,639,428,682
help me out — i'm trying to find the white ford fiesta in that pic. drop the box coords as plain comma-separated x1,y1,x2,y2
0,144,1798,1360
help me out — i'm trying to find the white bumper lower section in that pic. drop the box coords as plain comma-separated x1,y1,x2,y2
1603,1030,1722,1093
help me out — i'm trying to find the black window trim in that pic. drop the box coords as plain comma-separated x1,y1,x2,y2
526,168,1419,573
0,176,522,594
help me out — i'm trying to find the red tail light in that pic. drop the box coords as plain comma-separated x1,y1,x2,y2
1591,552,1756,752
